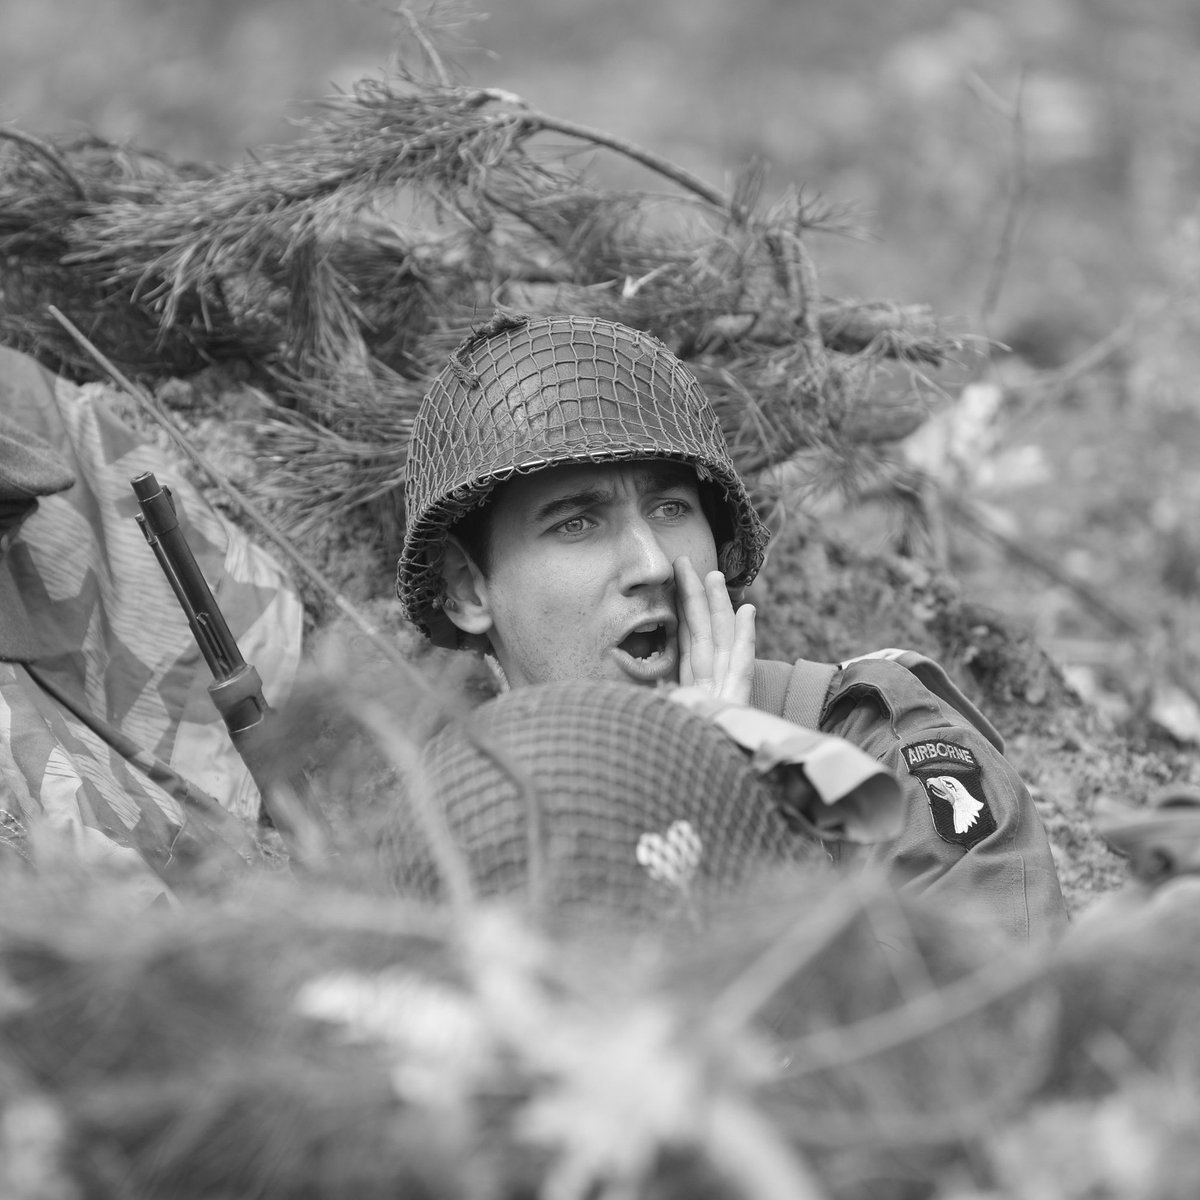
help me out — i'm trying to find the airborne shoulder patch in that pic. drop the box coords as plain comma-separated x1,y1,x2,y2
902,738,997,849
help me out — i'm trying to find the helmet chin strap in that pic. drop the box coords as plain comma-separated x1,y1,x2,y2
717,540,746,605
484,653,510,691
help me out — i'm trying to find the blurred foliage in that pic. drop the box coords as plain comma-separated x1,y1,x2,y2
8,0,1200,369
7,0,1200,325
3,841,1200,1200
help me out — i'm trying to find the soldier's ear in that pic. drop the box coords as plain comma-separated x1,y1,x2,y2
441,535,494,637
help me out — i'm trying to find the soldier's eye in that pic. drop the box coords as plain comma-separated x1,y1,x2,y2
656,500,689,519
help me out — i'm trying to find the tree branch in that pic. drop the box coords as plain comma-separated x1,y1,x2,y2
476,90,739,218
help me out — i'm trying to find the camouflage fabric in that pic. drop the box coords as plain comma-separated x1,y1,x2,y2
0,346,302,894
397,312,771,646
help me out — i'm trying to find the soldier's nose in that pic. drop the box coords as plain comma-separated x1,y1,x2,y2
618,521,672,591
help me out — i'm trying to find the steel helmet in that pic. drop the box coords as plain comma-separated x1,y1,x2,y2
380,679,818,923
397,312,770,646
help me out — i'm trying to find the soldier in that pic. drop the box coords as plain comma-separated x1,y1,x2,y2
397,311,1068,941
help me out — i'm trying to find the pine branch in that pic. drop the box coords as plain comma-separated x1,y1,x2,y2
0,126,87,199
1,53,964,539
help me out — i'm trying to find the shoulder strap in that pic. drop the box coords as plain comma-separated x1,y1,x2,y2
782,658,838,729
841,648,1005,753
751,658,837,729
749,659,791,717
754,649,1003,750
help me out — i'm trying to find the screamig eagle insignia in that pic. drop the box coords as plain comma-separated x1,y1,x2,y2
903,739,997,849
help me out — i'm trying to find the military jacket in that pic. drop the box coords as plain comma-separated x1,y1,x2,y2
752,654,1068,942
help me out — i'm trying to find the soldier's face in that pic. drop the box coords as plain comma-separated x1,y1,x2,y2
451,460,719,688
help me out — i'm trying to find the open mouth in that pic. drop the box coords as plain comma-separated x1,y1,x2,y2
618,622,668,660
611,617,678,684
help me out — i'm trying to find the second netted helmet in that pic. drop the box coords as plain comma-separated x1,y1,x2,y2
381,679,819,924
397,312,770,646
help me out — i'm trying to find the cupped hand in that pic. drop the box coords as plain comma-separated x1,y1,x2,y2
674,555,756,705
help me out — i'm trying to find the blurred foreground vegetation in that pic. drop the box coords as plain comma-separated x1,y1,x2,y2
2,835,1200,1200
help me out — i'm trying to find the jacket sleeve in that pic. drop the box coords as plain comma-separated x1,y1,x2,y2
823,658,1068,942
